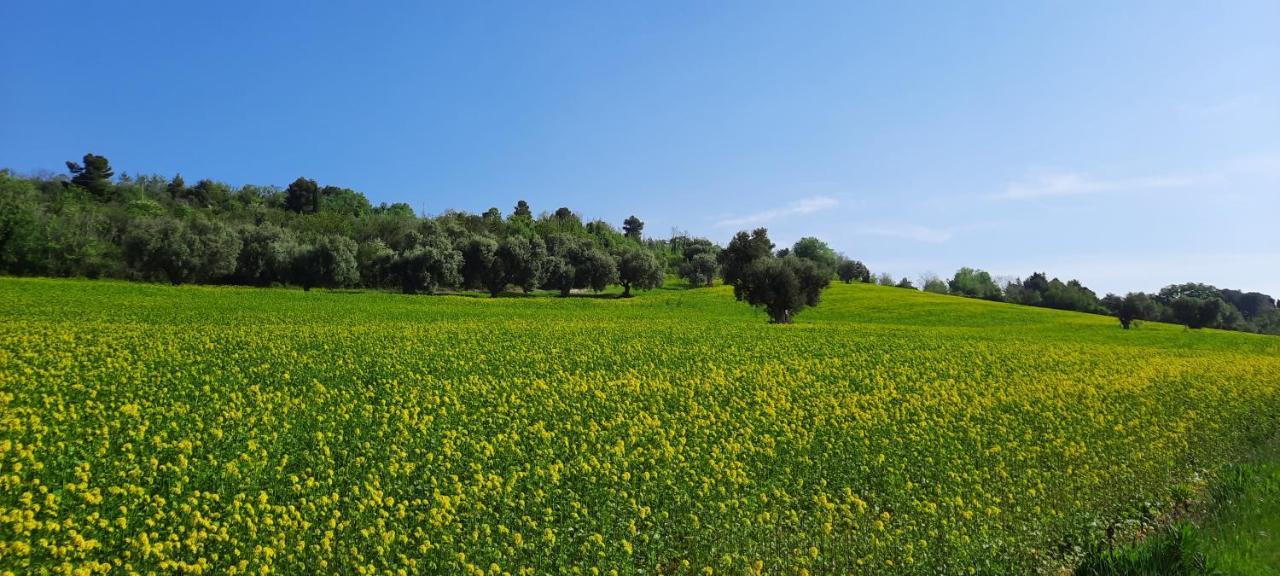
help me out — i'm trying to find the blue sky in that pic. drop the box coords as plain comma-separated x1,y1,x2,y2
3,1,1277,295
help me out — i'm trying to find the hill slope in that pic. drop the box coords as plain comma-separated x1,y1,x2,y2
1,278,1277,574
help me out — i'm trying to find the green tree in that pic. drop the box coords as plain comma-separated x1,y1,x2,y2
735,256,830,323
948,267,1002,301
392,231,461,294
458,235,500,291
290,236,359,291
356,239,397,288
791,237,838,276
284,177,320,214
513,200,532,218
166,174,186,201
65,153,115,200
496,235,547,294
679,252,719,287
622,215,644,241
1117,292,1158,329
572,248,618,293
123,216,197,284
0,173,46,275
541,256,575,297
235,224,295,286
836,259,870,283
616,247,664,297
720,228,774,290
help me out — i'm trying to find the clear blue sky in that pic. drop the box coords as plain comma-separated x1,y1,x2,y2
3,1,1277,295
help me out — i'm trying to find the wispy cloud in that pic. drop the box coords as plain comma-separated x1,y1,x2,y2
713,195,838,228
994,172,1193,200
857,224,953,244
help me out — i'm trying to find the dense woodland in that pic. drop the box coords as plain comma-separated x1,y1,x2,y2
2,153,1276,332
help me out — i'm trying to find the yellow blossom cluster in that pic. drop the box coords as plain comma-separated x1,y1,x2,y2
1,277,1278,574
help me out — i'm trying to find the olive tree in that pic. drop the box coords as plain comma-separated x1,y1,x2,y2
735,256,831,323
616,247,664,297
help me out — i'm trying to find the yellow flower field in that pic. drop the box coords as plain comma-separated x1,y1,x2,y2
1,278,1277,574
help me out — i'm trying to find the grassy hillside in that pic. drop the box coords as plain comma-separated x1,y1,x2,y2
1,277,1277,574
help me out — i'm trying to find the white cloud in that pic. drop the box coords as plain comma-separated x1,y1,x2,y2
857,224,953,244
994,172,1193,200
713,195,838,228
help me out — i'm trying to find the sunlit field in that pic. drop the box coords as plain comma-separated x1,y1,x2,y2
2,277,1277,575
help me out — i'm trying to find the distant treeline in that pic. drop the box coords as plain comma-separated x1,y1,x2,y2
870,267,1278,335
1,153,1275,333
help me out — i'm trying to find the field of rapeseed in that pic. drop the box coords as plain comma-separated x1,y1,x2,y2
1,277,1278,575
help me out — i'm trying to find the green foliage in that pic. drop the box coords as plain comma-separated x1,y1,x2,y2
392,231,461,295
836,258,870,283
791,236,838,276
615,246,664,297
236,224,296,286
1118,292,1159,329
720,228,773,289
735,255,831,322
457,235,499,291
284,177,320,214
949,267,1002,301
0,173,46,275
496,234,547,294
290,236,358,291
65,153,114,200
512,199,532,218
622,215,644,241
680,252,719,287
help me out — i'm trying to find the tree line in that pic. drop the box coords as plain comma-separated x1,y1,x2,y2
862,266,1278,335
1,153,1275,331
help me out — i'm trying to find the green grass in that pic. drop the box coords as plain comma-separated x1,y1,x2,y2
1,277,1278,574
1075,438,1280,575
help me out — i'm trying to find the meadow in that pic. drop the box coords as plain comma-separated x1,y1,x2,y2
1,277,1278,575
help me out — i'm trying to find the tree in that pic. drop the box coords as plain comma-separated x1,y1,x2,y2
284,177,320,214
1170,296,1230,329
1157,283,1221,304
392,229,461,294
616,248,664,297
123,216,196,285
1117,292,1158,329
735,256,831,323
0,173,46,275
737,258,801,323
356,239,397,288
188,216,241,282
572,248,618,293
542,256,575,297
876,272,896,286
791,237,837,276
720,228,774,290
290,236,358,291
235,224,296,286
679,252,719,287
622,215,644,241
65,153,114,200
918,272,948,294
393,244,461,295
496,235,547,294
896,277,915,289
166,174,186,201
457,236,499,291
948,267,1002,300
320,186,373,217
513,200,532,218
837,259,870,283
1221,289,1276,320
